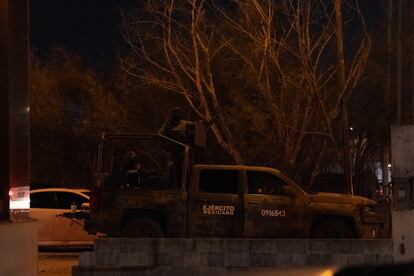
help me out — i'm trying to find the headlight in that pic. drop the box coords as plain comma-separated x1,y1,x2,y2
361,205,381,223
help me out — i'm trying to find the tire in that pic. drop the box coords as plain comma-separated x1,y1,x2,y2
310,219,354,239
121,217,164,238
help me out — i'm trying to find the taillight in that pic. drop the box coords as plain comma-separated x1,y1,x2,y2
89,189,100,212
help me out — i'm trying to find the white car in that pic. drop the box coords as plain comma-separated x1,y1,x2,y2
29,188,96,246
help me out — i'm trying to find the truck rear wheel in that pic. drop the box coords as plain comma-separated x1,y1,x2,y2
121,218,164,238
310,219,354,239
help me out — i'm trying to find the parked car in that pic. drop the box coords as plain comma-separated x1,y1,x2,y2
29,188,96,246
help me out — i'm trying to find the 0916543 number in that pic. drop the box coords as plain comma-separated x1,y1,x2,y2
261,209,286,217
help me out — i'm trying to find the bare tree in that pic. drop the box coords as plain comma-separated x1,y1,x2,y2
121,0,243,163
215,0,371,182
121,0,371,185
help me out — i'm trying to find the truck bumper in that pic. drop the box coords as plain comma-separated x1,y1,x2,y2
355,223,383,239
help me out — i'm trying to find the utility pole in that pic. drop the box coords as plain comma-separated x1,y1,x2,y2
397,0,402,124
334,0,353,195
412,0,414,125
0,0,10,221
383,0,393,196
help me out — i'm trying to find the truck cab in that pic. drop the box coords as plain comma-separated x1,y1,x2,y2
187,165,307,238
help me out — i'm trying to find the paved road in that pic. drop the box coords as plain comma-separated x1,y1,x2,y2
38,252,79,276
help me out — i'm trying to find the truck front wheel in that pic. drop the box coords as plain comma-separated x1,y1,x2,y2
310,219,354,239
121,218,164,238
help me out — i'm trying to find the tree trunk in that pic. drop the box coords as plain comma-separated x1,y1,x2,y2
334,0,353,195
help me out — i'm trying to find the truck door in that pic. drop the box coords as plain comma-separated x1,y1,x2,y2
243,170,304,238
188,168,243,237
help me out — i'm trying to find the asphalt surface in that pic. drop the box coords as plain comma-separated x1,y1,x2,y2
38,247,92,276
38,252,79,276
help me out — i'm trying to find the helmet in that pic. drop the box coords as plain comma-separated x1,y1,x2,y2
126,150,137,159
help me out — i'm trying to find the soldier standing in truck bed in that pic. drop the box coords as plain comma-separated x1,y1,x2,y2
160,106,217,163
159,107,216,146
158,107,195,188
158,107,195,144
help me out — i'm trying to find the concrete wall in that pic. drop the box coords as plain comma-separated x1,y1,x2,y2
391,125,414,262
73,238,392,276
391,125,414,178
393,210,414,262
0,220,37,276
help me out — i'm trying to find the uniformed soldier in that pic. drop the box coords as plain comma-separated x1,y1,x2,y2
159,107,216,146
124,150,143,187
158,107,195,144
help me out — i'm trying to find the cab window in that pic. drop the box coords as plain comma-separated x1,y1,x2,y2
199,169,239,194
248,171,287,195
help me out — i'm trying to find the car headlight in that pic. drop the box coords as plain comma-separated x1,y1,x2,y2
361,205,381,223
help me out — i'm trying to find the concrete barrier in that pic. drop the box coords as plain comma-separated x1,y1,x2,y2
73,238,392,275
0,219,37,276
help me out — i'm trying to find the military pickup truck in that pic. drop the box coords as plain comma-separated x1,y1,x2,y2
84,133,384,239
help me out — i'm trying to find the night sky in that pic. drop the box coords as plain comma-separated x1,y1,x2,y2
30,0,127,71
30,0,383,71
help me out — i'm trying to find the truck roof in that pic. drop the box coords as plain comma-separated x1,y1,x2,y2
100,132,189,148
192,164,283,174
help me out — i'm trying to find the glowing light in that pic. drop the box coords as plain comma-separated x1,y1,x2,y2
10,198,30,209
9,186,30,210
388,163,392,168
349,126,353,131
320,269,334,276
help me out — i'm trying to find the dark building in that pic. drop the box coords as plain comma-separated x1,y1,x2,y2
0,0,30,220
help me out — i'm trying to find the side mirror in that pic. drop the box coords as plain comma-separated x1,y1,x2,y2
81,202,90,210
283,186,296,197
